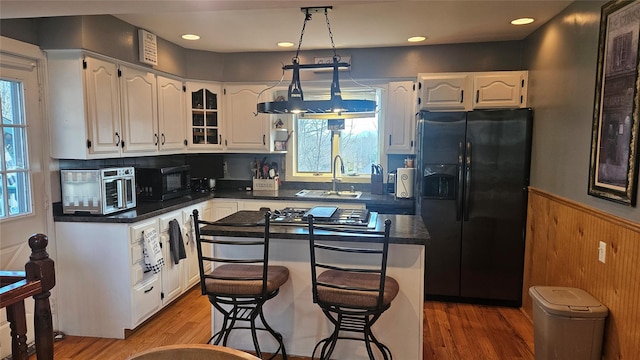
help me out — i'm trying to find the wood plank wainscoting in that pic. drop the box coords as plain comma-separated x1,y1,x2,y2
522,188,640,360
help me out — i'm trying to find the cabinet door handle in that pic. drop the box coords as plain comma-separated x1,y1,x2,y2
475,90,479,103
263,134,266,146
460,90,464,103
154,134,159,146
161,134,166,145
219,135,222,145
144,286,154,294
115,132,121,147
388,134,392,146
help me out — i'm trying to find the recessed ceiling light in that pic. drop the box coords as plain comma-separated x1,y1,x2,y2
408,36,426,43
278,42,295,48
511,18,535,25
181,34,200,40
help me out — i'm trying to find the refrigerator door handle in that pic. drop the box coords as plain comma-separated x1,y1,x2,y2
464,141,472,221
456,141,464,221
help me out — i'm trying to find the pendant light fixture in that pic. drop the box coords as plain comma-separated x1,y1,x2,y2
257,6,377,115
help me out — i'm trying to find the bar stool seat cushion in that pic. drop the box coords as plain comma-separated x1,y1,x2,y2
317,270,399,308
205,264,289,296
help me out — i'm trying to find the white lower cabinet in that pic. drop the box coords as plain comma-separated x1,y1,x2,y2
211,199,239,220
158,210,185,305
182,203,206,289
54,200,213,339
129,219,163,325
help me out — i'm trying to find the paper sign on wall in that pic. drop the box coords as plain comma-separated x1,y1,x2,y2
138,29,158,66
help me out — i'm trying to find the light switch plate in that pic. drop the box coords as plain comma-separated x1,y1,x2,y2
598,241,606,263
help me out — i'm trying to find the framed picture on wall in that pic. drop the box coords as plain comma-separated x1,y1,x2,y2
589,0,640,206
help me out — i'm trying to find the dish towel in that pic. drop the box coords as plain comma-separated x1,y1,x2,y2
169,219,187,264
143,228,165,273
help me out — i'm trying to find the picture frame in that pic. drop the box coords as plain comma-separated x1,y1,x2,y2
589,0,640,206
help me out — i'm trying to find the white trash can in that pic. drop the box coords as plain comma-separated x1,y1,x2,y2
529,286,608,360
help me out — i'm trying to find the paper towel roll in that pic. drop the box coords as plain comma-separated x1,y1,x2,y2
396,167,415,198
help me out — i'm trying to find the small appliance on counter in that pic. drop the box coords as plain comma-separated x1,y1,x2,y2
191,177,216,193
60,167,136,215
396,167,415,199
136,165,191,201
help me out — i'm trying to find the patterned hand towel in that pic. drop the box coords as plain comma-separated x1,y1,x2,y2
143,228,165,273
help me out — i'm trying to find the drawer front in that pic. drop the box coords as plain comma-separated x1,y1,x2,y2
130,219,158,244
130,262,148,286
131,242,143,265
132,275,161,326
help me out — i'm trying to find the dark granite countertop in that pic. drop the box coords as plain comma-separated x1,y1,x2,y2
52,192,216,223
53,187,414,224
199,210,428,246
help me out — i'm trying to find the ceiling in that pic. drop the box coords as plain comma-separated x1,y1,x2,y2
1,0,573,53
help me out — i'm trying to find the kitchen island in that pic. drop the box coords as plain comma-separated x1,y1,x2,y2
199,210,428,360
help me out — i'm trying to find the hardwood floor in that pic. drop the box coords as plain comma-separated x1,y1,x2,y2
36,286,534,359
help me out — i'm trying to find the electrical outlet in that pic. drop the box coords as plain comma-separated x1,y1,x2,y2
598,241,606,263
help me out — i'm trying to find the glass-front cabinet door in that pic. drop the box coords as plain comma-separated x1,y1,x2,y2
186,82,223,151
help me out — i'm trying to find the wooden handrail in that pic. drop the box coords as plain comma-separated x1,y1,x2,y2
0,233,55,360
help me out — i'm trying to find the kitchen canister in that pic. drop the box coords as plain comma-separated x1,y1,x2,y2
396,167,415,198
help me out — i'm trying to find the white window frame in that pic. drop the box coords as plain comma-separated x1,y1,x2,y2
0,39,41,222
1,87,32,219
285,84,385,183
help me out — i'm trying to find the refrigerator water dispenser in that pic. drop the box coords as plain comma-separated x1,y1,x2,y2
422,164,457,199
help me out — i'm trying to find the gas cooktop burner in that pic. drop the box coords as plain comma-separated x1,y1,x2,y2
269,207,377,228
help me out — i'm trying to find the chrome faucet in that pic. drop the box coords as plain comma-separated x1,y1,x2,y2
331,154,345,193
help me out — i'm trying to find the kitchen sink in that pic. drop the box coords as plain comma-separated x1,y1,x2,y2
295,189,362,199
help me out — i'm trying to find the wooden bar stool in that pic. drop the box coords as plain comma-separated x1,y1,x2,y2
307,216,398,360
193,210,289,360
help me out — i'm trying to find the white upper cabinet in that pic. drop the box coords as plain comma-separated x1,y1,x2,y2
384,81,416,154
418,71,528,111
119,65,158,154
472,72,528,109
48,51,122,159
223,84,271,152
47,51,188,159
157,76,187,153
417,74,471,111
186,82,224,152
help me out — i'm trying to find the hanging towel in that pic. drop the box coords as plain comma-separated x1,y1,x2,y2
143,228,164,273
169,219,187,264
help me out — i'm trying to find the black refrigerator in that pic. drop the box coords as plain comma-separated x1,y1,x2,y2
416,109,533,306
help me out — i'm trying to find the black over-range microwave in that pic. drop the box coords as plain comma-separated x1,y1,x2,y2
136,165,191,201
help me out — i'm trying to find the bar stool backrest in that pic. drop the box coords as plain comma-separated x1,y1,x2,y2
192,210,271,298
307,216,393,311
